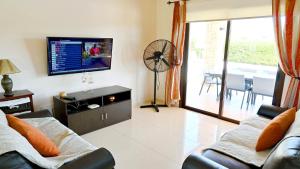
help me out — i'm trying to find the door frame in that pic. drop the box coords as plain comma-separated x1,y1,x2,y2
180,18,285,124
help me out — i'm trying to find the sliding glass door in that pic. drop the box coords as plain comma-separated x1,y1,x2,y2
185,21,227,115
184,17,281,122
223,18,278,121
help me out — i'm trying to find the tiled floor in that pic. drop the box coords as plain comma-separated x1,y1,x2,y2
82,107,237,169
186,84,273,121
187,86,272,121
186,54,276,122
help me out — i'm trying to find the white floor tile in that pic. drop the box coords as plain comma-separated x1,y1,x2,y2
82,107,237,169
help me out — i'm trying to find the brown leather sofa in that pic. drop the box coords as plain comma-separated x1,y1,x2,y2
182,105,300,169
0,110,115,169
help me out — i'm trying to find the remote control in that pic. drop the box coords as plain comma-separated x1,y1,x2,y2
61,96,76,101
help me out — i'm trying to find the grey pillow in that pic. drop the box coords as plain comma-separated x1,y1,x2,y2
263,137,300,169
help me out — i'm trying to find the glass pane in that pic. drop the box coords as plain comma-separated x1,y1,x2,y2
223,17,278,121
186,21,227,114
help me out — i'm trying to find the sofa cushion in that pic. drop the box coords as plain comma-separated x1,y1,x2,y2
24,117,97,168
6,114,60,157
208,116,271,167
256,107,296,151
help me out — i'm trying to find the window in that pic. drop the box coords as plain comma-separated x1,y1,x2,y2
184,17,282,122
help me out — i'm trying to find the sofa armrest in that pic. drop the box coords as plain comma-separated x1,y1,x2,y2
16,109,53,119
182,153,228,169
257,105,288,119
59,148,115,169
0,151,41,169
263,137,300,169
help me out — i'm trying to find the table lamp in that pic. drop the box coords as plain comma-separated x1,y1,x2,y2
0,59,21,96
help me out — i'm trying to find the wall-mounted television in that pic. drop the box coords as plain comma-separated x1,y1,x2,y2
47,37,113,76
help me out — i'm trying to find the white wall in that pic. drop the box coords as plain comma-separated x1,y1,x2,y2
188,0,272,21
153,0,173,103
0,0,157,110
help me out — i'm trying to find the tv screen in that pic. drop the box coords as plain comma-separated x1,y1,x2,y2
47,37,113,76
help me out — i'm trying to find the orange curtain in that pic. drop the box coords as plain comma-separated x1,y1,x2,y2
165,1,187,106
273,0,300,108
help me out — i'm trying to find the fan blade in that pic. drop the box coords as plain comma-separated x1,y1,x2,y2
161,41,168,54
146,56,155,60
162,58,170,67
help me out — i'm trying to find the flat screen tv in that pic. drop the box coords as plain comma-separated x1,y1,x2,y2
47,37,113,76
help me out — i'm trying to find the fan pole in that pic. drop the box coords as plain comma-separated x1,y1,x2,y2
151,61,159,112
153,64,157,105
140,60,168,112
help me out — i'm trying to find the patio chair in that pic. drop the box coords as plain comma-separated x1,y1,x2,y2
199,73,221,97
226,74,251,109
250,76,275,105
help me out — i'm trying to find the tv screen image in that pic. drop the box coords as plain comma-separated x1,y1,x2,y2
47,37,113,76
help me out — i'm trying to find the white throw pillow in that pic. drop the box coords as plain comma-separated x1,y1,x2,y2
0,109,8,125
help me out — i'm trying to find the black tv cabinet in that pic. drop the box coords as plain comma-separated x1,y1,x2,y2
53,85,132,135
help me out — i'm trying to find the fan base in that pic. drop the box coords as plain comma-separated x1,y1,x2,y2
140,103,168,112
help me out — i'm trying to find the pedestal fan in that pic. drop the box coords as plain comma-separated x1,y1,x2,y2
140,39,177,112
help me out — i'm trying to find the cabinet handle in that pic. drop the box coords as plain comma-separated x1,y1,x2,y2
105,113,108,119
101,113,104,120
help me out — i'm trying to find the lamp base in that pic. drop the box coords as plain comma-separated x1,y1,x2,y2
1,75,14,97
4,92,13,97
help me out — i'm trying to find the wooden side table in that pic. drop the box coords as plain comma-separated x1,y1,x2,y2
0,90,34,114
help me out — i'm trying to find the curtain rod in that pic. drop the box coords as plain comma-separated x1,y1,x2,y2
167,0,189,5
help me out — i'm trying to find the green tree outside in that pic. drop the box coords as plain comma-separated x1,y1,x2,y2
228,41,278,66
190,39,278,66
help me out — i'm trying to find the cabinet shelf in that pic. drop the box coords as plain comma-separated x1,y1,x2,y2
53,85,132,135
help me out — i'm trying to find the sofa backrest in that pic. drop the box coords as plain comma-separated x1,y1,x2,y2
257,105,288,119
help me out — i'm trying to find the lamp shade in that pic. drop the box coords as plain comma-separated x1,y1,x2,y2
0,59,21,75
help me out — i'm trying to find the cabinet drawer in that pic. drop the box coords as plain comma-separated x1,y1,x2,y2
102,100,132,126
68,108,103,135
0,102,31,114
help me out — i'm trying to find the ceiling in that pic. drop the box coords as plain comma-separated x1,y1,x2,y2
188,0,271,10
